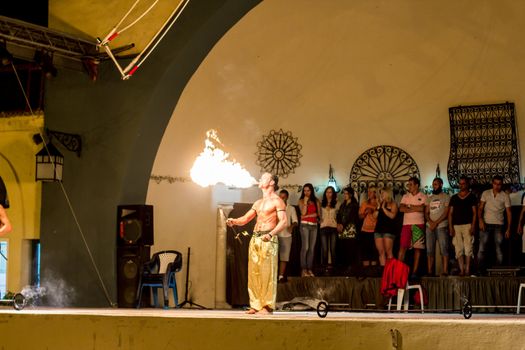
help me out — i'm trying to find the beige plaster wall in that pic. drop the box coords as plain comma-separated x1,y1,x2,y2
0,114,44,294
147,0,525,307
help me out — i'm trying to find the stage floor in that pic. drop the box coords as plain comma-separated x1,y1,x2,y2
1,307,525,349
2,306,525,320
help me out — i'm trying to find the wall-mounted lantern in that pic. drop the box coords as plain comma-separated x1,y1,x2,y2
327,164,339,192
35,142,63,182
34,129,81,182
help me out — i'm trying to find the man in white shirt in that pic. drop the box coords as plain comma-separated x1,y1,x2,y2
517,191,525,251
278,189,298,282
425,178,450,276
478,175,511,274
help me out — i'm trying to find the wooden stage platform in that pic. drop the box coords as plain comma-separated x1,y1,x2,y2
1,307,525,349
1,276,524,349
276,275,525,312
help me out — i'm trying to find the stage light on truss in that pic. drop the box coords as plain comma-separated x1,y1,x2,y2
34,50,57,79
0,43,13,66
35,142,63,182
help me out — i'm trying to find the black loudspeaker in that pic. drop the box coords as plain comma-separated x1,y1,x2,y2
117,205,154,246
117,245,150,308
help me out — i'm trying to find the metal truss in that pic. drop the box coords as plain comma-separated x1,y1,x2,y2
0,15,99,61
0,15,135,79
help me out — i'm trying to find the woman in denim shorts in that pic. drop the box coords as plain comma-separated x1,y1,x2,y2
374,188,398,266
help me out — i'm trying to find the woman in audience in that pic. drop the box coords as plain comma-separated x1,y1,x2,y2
320,186,339,273
359,186,379,268
374,188,398,266
298,183,321,277
336,187,360,275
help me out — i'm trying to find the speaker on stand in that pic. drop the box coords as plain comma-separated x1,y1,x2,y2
116,204,154,308
117,205,154,246
116,245,150,307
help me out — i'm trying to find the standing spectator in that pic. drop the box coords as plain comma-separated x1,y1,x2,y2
336,187,360,274
425,178,450,276
399,177,427,278
277,189,298,283
478,175,512,274
517,190,525,244
0,204,12,235
0,176,11,236
448,176,477,276
298,183,321,277
320,186,339,272
375,188,398,266
359,187,379,267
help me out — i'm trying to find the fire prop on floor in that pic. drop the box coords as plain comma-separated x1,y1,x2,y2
0,293,26,310
190,130,257,188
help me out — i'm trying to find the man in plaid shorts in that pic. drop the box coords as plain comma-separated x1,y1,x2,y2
398,177,427,279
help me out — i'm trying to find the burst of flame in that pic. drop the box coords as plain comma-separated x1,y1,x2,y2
190,130,257,188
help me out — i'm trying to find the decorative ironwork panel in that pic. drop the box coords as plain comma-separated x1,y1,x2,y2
349,145,420,192
255,129,302,178
48,129,82,156
447,102,520,187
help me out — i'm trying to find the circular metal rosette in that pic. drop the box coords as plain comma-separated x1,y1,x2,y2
256,129,302,178
350,145,420,191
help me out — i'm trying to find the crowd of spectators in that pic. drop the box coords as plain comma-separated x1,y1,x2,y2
276,175,519,281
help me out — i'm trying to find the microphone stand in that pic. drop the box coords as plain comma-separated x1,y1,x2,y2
178,246,207,309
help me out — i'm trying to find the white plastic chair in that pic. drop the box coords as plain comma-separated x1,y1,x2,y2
388,282,424,312
517,283,525,314
136,250,182,309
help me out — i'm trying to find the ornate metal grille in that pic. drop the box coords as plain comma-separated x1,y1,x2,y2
349,145,420,192
447,102,520,187
255,129,302,178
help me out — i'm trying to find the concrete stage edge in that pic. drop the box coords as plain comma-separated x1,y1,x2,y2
0,308,524,349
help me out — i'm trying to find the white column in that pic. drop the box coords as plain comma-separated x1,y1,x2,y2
214,205,233,309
